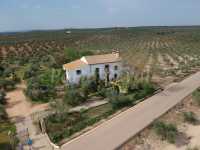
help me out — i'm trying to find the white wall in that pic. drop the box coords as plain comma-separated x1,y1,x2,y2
90,62,122,80
65,62,122,84
65,65,90,84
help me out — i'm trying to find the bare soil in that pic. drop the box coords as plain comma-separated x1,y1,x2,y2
5,83,49,121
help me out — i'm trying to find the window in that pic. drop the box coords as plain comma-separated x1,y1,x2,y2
95,68,100,80
105,65,109,69
114,73,118,79
114,65,118,70
95,68,100,73
76,70,81,75
105,65,109,71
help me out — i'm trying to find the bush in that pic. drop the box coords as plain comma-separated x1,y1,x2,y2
25,69,62,102
49,131,64,144
138,80,155,95
0,90,6,104
64,48,94,62
80,77,98,98
193,89,200,106
110,94,133,110
0,79,15,91
97,87,107,97
183,112,197,124
25,76,55,102
0,104,7,121
2,67,14,78
64,48,80,62
64,87,86,106
23,63,40,79
153,121,178,143
0,66,4,77
41,55,57,68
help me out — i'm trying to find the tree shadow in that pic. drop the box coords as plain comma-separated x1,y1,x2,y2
11,115,26,124
175,132,191,148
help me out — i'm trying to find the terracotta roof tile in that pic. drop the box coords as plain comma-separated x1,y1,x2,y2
63,59,87,70
84,53,121,65
63,53,121,70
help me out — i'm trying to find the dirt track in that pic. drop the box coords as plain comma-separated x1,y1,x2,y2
6,83,49,120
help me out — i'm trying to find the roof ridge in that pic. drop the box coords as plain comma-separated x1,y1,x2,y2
63,53,121,70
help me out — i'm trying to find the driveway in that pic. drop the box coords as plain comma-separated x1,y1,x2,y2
61,72,200,150
6,83,49,119
5,83,51,150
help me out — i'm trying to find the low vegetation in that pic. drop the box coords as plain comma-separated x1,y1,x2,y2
0,120,17,150
192,88,200,106
25,68,63,102
187,146,200,150
153,121,178,143
0,90,6,105
0,62,18,149
183,111,198,124
64,86,86,106
0,63,19,91
46,73,157,144
46,104,114,144
0,90,17,149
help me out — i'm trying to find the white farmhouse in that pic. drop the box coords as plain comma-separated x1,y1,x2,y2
63,52,122,84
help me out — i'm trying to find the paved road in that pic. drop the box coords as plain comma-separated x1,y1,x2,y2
61,72,200,150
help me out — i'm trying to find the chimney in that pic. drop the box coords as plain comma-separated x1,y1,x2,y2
112,49,120,57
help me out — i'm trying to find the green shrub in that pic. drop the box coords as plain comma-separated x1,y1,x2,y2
193,89,200,106
41,54,57,68
110,94,133,110
25,76,55,102
2,67,14,78
64,87,86,106
106,87,119,97
0,90,6,105
153,121,178,143
64,48,80,62
183,112,197,124
79,77,98,98
97,87,107,97
138,80,155,95
135,90,148,100
49,131,64,144
0,66,4,77
0,79,15,91
23,63,40,79
25,69,62,102
0,104,7,121
64,48,94,62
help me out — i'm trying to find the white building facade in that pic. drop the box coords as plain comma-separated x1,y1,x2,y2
63,52,122,84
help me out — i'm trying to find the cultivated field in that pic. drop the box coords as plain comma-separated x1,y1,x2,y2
1,27,200,149
1,26,200,86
